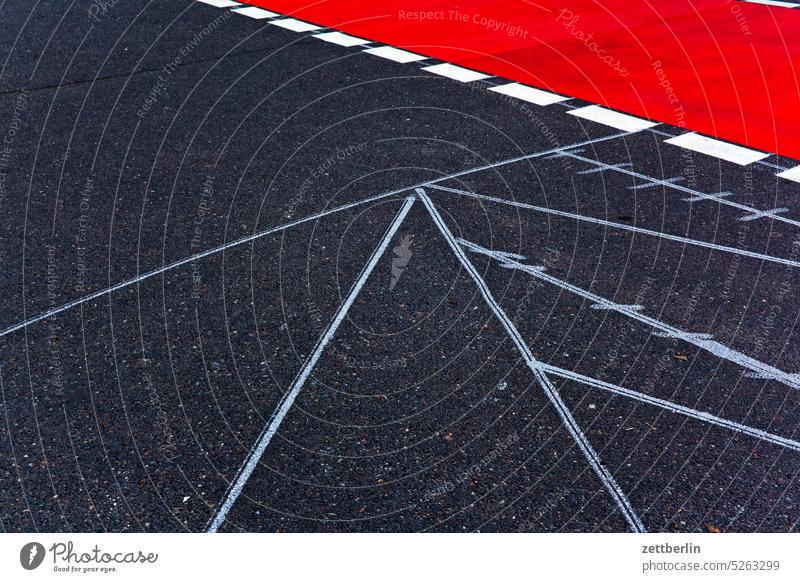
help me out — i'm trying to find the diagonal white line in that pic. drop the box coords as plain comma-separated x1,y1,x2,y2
627,176,684,190
739,208,789,222
0,132,629,340
458,238,800,392
429,184,800,269
578,162,632,175
0,193,396,339
430,131,630,185
540,364,800,453
561,151,800,228
206,196,415,533
682,191,733,203
417,188,646,533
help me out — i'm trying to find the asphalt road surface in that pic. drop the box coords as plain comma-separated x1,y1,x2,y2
1,0,799,533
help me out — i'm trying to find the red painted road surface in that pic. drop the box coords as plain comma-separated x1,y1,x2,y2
246,0,800,160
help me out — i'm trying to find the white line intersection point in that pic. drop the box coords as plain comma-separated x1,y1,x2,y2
458,237,800,392
738,208,790,222
0,133,632,342
561,151,800,228
540,364,800,453
418,188,647,533
429,184,800,269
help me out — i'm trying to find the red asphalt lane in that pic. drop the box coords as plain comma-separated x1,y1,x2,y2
244,0,800,161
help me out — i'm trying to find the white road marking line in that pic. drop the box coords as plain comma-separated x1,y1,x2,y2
540,364,800,453
268,18,321,32
0,194,401,339
739,207,789,222
777,166,800,183
421,63,491,83
665,132,769,165
578,162,632,174
544,148,586,159
562,151,800,228
362,45,427,63
0,133,630,341
458,238,800,392
628,176,684,190
196,0,239,7
313,31,370,47
427,132,630,185
206,196,416,533
231,6,278,19
568,105,657,132
430,184,800,269
418,189,646,533
682,191,734,203
488,82,569,106
742,0,799,7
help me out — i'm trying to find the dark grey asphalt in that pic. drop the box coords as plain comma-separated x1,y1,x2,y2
0,0,799,533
